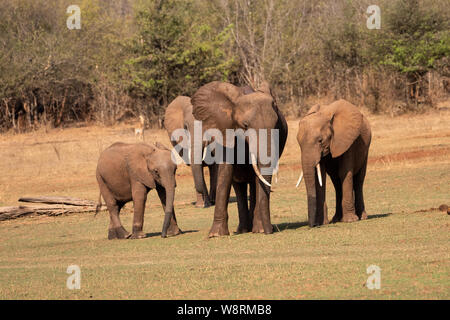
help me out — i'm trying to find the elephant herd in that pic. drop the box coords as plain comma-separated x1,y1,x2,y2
96,81,371,239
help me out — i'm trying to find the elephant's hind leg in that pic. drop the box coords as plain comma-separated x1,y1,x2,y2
340,170,359,223
233,182,252,234
354,161,368,220
208,164,218,205
97,176,130,239
329,173,343,223
107,201,130,239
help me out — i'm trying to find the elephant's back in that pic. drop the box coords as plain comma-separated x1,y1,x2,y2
97,144,129,177
97,145,132,199
164,96,192,139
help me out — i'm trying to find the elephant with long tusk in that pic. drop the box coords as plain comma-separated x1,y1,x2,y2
296,99,372,227
250,153,272,187
191,81,288,237
164,87,256,209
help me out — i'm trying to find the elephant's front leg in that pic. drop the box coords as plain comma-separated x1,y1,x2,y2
130,183,148,239
252,175,273,234
340,170,359,223
156,185,182,237
208,163,233,237
354,160,368,220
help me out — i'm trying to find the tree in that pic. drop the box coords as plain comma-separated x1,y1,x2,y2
125,0,238,116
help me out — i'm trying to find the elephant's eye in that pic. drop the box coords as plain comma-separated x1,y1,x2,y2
318,137,323,144
153,169,159,176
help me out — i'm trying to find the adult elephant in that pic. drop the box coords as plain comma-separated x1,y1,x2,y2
164,96,217,208
191,81,288,237
296,99,372,227
164,85,255,208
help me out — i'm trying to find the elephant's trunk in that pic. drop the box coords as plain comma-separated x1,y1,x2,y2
302,159,326,227
161,186,175,238
303,168,318,227
191,162,211,207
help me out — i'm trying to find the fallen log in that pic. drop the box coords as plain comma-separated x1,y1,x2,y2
0,206,36,220
18,196,97,207
0,196,107,221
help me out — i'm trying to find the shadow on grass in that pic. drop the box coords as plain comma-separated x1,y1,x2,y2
190,196,237,207
273,221,309,232
273,213,392,233
367,213,392,220
143,229,198,238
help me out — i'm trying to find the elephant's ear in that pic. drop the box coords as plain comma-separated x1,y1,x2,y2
257,81,271,94
191,81,242,135
154,141,170,151
327,100,363,158
164,96,190,143
306,104,321,115
126,149,156,189
297,119,307,144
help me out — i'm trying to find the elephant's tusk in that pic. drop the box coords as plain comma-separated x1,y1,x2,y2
188,147,191,164
295,171,303,188
202,146,207,161
316,164,323,187
273,162,279,183
251,153,272,187
171,148,184,165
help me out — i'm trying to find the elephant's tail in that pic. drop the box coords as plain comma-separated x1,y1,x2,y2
94,192,102,217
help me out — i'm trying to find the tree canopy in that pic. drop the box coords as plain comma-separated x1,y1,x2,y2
0,0,449,131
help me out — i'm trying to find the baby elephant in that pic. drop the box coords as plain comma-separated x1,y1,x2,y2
96,142,182,239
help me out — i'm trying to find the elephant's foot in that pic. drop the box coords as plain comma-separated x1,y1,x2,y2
195,199,212,208
208,221,230,238
251,219,264,233
264,224,274,234
130,231,146,239
331,213,342,224
108,226,131,240
251,220,273,234
195,199,204,208
166,224,182,237
359,211,368,220
341,213,359,223
235,224,252,234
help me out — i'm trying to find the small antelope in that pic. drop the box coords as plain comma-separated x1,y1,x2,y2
134,115,145,141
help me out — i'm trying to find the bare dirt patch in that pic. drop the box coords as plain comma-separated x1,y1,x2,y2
369,147,450,164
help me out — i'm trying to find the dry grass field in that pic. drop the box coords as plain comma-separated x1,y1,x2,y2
0,110,449,299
